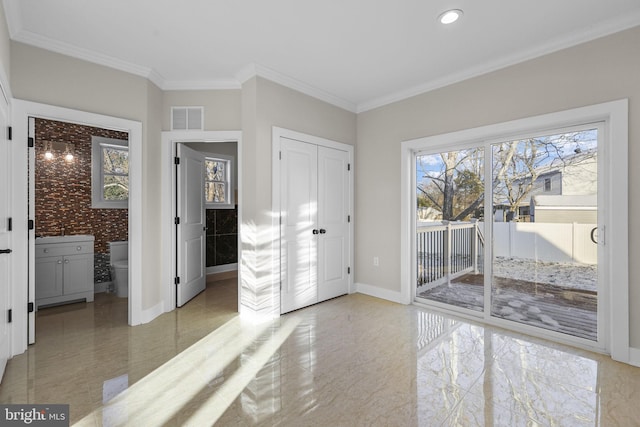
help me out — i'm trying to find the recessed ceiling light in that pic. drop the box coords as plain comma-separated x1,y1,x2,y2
438,9,463,25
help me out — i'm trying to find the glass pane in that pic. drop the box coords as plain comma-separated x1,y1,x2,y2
205,182,226,203
491,129,598,340
205,160,225,181
103,175,129,200
102,147,129,174
415,147,485,312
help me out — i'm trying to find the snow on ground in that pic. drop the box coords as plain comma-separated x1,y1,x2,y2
493,256,596,292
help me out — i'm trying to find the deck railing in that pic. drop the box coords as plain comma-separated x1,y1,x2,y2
417,220,484,293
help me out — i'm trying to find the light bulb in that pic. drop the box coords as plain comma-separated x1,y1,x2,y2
65,153,74,162
45,151,53,160
439,9,463,25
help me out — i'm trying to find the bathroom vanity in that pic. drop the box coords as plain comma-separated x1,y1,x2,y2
35,235,95,308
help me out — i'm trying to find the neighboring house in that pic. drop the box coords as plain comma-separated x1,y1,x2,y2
530,194,597,224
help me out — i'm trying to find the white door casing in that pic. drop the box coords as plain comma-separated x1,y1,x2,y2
0,90,10,381
278,133,351,314
176,144,207,307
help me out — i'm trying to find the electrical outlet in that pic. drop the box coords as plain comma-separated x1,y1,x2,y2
373,256,379,267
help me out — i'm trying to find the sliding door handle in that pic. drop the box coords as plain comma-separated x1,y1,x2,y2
319,229,326,234
312,229,319,235
0,249,12,254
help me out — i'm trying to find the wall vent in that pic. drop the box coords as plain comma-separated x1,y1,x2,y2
171,107,204,131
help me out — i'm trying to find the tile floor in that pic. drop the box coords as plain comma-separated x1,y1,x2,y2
2,274,640,426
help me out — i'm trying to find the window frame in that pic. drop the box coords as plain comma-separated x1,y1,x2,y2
91,136,129,209
204,153,235,209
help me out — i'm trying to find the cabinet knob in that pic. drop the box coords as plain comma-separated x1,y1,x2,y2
64,259,70,264
57,260,62,264
76,246,82,251
44,248,49,253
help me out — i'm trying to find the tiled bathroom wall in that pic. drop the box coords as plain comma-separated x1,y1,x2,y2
34,118,129,284
206,208,238,267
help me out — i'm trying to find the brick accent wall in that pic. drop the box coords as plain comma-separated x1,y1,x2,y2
35,118,129,284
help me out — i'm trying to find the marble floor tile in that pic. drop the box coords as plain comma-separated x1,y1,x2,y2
2,275,640,426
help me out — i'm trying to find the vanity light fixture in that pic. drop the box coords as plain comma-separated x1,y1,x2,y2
64,143,74,162
44,141,54,160
438,9,463,25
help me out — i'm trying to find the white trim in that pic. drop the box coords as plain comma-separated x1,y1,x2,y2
204,153,235,209
629,347,640,368
356,282,406,305
161,130,242,313
400,99,629,362
357,13,640,113
139,301,165,325
272,127,355,316
162,80,241,91
91,136,129,209
10,99,143,356
236,64,357,113
206,264,238,275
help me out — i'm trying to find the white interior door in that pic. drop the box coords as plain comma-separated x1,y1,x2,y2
317,146,349,302
280,138,318,314
0,92,10,381
176,144,206,307
280,137,350,314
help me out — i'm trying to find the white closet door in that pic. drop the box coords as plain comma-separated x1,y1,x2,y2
176,144,207,307
0,92,9,380
279,137,350,314
317,146,349,302
280,138,318,314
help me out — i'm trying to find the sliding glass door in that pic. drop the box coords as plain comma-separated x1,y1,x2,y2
415,124,602,344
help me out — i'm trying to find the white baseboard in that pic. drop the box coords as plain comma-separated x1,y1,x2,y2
206,263,238,275
355,282,409,305
629,347,640,367
140,301,165,324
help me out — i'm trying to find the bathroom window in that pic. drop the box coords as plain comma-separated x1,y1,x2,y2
205,154,234,209
92,136,129,208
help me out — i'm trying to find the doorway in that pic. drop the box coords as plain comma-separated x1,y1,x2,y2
161,131,242,312
400,100,629,358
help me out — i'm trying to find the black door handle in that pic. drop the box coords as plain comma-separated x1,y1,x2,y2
312,229,319,235
0,249,12,254
319,229,326,234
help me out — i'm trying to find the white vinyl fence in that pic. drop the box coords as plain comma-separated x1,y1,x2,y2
493,222,597,265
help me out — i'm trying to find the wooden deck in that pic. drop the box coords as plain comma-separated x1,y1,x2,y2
417,274,597,341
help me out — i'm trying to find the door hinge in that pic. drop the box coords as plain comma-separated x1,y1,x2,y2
7,309,11,323
7,217,12,231
174,277,180,285
174,217,180,225
174,156,180,165
7,126,11,140
347,266,351,274
347,163,351,171
28,219,34,230
347,215,351,223
28,302,34,313
279,151,282,160
28,137,34,148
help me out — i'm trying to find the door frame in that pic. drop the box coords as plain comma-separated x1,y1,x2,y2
400,99,629,362
272,127,355,314
11,99,143,355
161,131,242,311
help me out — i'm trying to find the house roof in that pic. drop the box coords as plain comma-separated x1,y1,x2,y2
4,0,640,113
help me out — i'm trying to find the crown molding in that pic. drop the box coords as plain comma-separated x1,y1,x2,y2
161,79,241,91
236,63,357,113
357,13,640,113
2,0,22,38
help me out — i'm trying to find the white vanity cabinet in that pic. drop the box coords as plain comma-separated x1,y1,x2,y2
35,235,95,308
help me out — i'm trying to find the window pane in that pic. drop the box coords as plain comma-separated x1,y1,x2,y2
103,147,129,174
205,182,226,203
205,160,225,181
103,175,129,200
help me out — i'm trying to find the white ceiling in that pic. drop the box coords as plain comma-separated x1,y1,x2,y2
4,0,640,112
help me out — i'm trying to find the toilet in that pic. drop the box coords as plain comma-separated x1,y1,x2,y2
109,241,129,298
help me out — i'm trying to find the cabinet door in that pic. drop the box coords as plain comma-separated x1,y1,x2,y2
35,257,63,299
63,254,93,295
